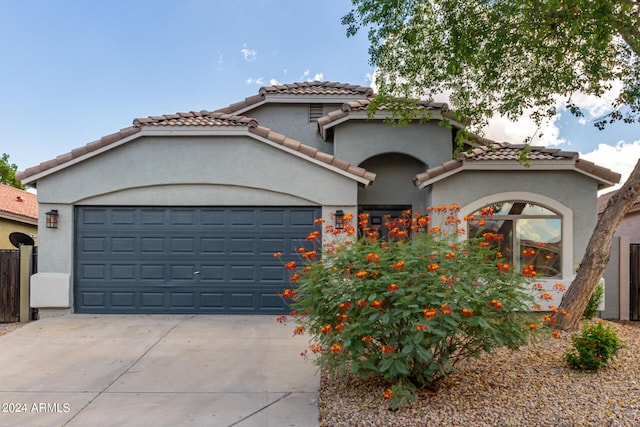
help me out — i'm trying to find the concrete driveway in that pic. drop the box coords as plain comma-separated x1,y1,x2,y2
0,315,319,427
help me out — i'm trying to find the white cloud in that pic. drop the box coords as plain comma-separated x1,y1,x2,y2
245,77,264,85
241,43,257,62
482,110,565,147
269,78,280,85
580,140,640,192
217,54,223,71
568,80,621,122
301,70,323,82
365,72,374,84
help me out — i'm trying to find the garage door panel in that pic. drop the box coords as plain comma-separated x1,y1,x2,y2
230,210,256,226
141,264,165,280
200,209,225,226
112,292,136,307
112,209,136,225
260,210,285,226
140,292,165,307
81,291,106,308
291,209,317,226
170,237,196,254
75,206,320,314
112,237,136,253
111,264,136,280
201,238,225,254
141,209,165,225
141,237,166,253
199,265,224,281
82,264,106,280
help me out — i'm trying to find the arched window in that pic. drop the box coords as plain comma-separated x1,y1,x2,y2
469,201,562,278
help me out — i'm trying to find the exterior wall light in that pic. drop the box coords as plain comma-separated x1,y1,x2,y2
334,210,345,230
46,210,59,229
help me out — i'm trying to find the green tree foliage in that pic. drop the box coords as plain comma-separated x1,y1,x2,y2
0,153,24,189
343,0,639,133
343,0,640,329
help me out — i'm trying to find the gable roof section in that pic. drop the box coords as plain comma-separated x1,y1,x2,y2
216,81,374,115
0,184,38,224
413,142,621,190
17,111,375,186
317,99,461,141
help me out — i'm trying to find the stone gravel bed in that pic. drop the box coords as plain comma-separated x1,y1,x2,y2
319,320,640,426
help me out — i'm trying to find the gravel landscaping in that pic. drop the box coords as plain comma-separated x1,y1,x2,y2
319,320,640,426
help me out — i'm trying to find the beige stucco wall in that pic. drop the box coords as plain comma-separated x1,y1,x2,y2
0,219,37,249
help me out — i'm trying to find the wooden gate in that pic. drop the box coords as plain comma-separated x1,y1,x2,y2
0,249,37,323
0,250,20,322
631,244,640,321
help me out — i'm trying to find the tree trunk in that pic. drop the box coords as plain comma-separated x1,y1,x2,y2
555,159,640,330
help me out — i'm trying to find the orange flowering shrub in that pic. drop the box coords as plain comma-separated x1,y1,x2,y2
279,206,551,409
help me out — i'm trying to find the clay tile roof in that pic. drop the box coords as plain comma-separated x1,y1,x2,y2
17,107,374,185
459,143,578,161
318,99,454,140
0,184,38,220
260,81,373,97
249,126,376,183
216,81,374,114
414,139,621,189
340,98,449,114
133,111,258,127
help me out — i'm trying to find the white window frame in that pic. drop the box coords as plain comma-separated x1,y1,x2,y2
461,192,573,281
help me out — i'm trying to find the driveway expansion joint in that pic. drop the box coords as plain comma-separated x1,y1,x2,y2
61,315,194,426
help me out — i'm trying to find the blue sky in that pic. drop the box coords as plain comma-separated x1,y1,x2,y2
1,0,638,192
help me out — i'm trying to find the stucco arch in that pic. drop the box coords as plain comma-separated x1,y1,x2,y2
357,152,427,212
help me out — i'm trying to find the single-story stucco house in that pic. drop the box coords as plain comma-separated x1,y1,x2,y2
0,184,38,249
17,81,622,317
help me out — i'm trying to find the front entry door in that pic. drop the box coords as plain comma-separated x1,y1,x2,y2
358,204,412,239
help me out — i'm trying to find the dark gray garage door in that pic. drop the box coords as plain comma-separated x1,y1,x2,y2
74,207,320,314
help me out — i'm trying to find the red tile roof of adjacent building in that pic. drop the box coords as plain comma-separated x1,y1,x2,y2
0,184,38,220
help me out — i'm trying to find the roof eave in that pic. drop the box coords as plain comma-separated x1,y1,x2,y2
19,128,143,185
248,129,375,187
0,211,38,226
318,110,465,141
415,159,618,189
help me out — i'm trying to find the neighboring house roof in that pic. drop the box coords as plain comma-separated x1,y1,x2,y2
597,190,640,215
216,81,374,115
317,99,460,141
0,184,38,225
16,110,376,186
413,142,621,190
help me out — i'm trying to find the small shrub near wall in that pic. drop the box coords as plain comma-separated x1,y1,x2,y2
564,321,624,370
277,206,569,409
